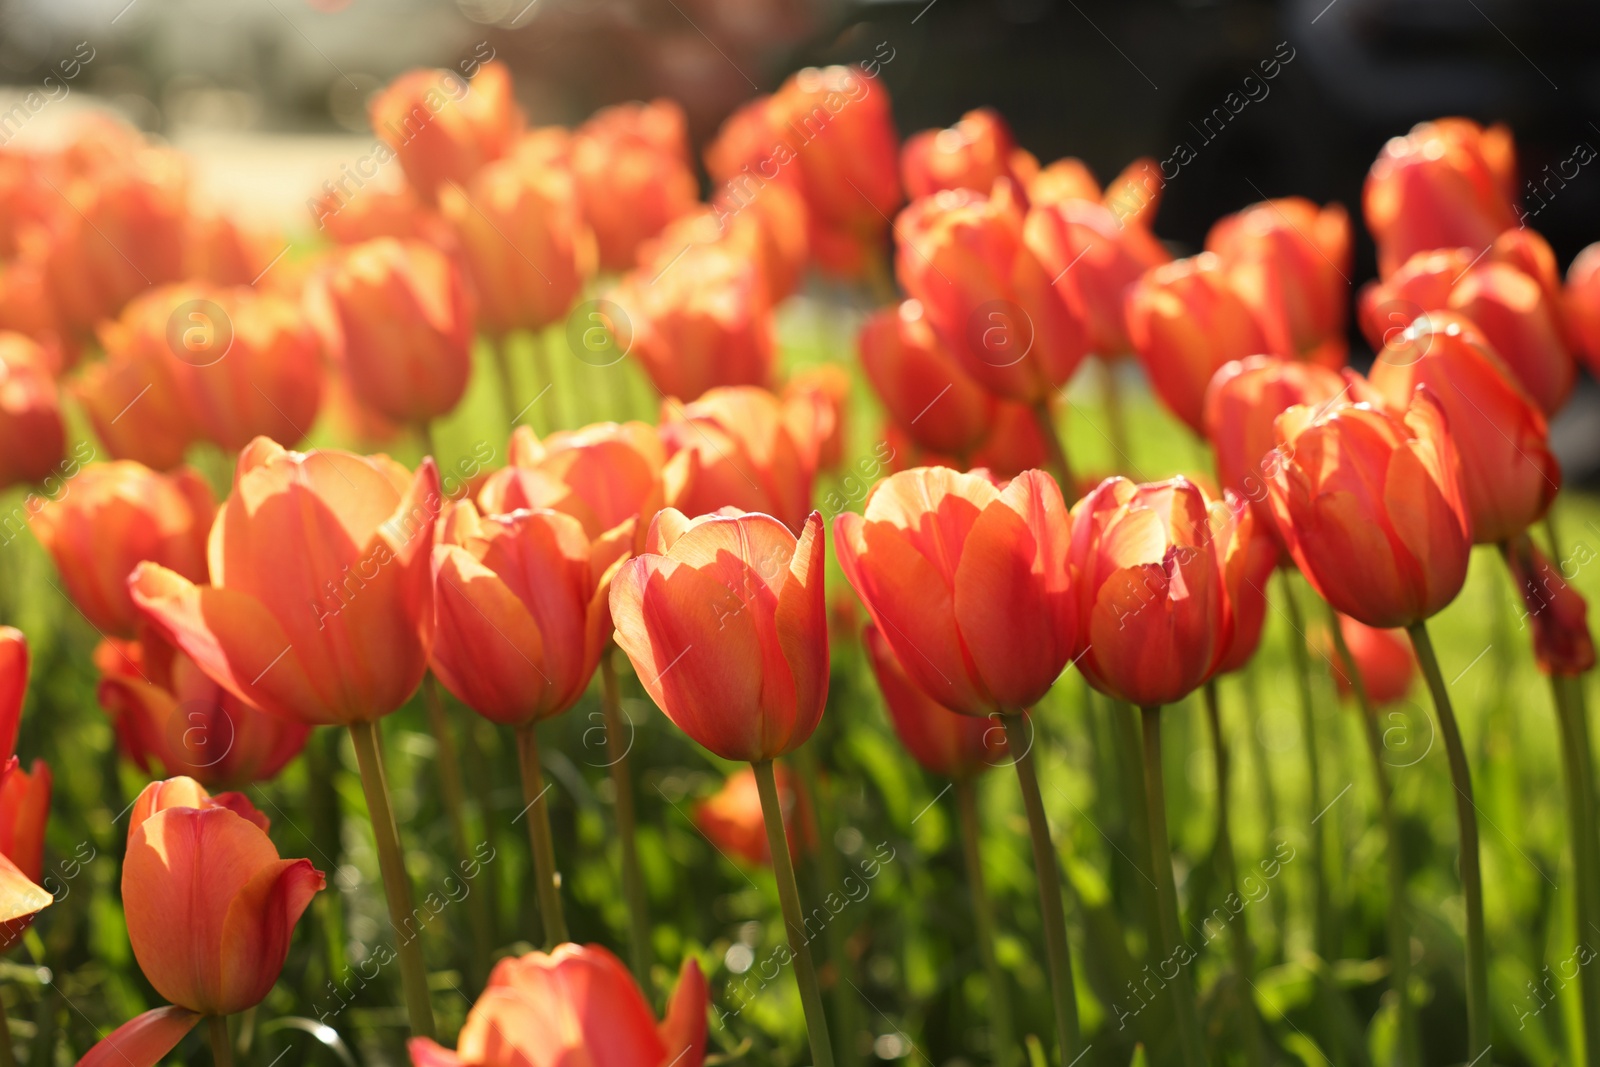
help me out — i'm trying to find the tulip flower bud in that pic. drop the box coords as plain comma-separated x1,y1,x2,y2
1568,241,1600,379
1214,489,1281,675
571,99,698,271
1025,196,1171,357
1502,533,1595,677
0,629,53,952
183,211,284,288
610,508,828,763
0,332,65,491
1328,614,1416,706
782,364,851,474
863,623,1007,778
694,764,816,867
30,460,214,636
369,61,523,203
859,301,997,458
1448,260,1574,416
901,108,1039,201
659,387,815,533
1027,156,1102,207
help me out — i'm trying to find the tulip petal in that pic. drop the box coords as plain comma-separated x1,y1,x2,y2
77,1006,202,1067
218,857,325,1013
429,544,551,724
0,851,50,923
772,511,828,755
407,1038,465,1067
0,630,24,766
657,956,709,1067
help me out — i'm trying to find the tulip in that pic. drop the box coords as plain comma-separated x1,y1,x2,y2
1126,253,1273,435
1355,247,1474,351
0,629,54,956
94,634,310,788
0,332,65,491
1327,615,1415,706
694,764,816,867
0,260,71,369
571,99,699,271
408,945,708,1067
611,243,775,402
306,238,475,426
1205,197,1351,366
369,61,523,203
781,364,851,475
862,623,1005,779
1027,156,1103,207
658,386,815,533
183,211,284,288
29,460,214,636
313,184,456,250
1368,313,1558,546
1214,490,1281,675
1448,260,1575,416
901,108,1038,201
859,300,997,458
1025,196,1171,357
1364,118,1518,277
1566,241,1600,378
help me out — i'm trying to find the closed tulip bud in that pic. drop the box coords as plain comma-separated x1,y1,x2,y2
430,500,633,726
970,401,1056,480
180,287,323,451
183,211,284,288
1027,157,1102,207
901,108,1039,201
1568,242,1600,378
1214,489,1281,675
659,387,815,532
1101,157,1166,231
897,180,1087,404
409,945,708,1067
1502,533,1595,677
610,508,828,763
0,333,65,490
1025,197,1171,356
1356,247,1473,352
571,99,699,271
1328,615,1416,706
94,634,310,788
1205,198,1351,365
440,157,594,337
369,62,523,203
131,438,442,726
1369,312,1558,545
863,623,1007,778
836,467,1074,716
1265,389,1472,629
694,764,816,867
306,238,475,425
313,185,456,251
29,460,214,636
1448,260,1574,416
1126,253,1270,433
638,181,811,309
1365,118,1518,277
0,629,54,952
860,301,996,457
0,261,71,369
613,243,775,402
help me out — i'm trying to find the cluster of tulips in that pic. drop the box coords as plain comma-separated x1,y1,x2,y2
0,51,1593,1067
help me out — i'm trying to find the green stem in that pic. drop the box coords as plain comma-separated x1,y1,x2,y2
346,720,436,1039
536,328,565,432
515,721,568,947
1203,682,1267,1067
1554,673,1600,1060
1030,401,1076,499
1100,356,1133,474
1000,713,1082,1061
491,334,519,431
1139,706,1206,1067
208,1015,233,1067
1108,697,1162,957
1406,621,1488,1059
1241,661,1287,962
955,776,1019,1067
792,737,861,1066
601,649,653,986
1279,569,1331,962
458,716,503,935
423,677,493,985
751,758,835,1067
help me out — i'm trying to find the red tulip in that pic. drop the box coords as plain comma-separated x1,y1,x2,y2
408,944,708,1067
1329,615,1416,706
1502,532,1595,677
1264,389,1472,629
658,387,815,533
859,300,997,458
29,460,214,636
571,99,698,271
1568,241,1600,380
694,764,816,867
835,466,1073,717
863,623,1007,778
0,332,64,490
0,629,54,952
610,508,827,763
879,399,1054,484
0,261,70,368
369,62,523,203
1214,489,1281,675
130,438,441,726
901,108,1038,201
896,180,1087,404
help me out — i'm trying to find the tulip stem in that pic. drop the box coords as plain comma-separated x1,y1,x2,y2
954,775,1019,1067
208,1015,233,1067
423,676,494,985
1327,608,1416,1067
515,720,569,947
1029,401,1075,498
491,335,520,430
1139,706,1207,1067
1279,570,1333,959
1099,357,1133,473
751,758,836,1067
348,719,437,1040
536,328,566,432
1552,671,1600,1059
601,649,653,986
1000,713,1082,1061
1202,682,1267,1067
1406,620,1489,1060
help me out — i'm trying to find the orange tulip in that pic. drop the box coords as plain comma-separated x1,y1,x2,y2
706,65,900,278
896,180,1087,404
1502,532,1595,677
694,764,816,867
610,508,827,763
183,211,284,288
306,238,475,425
1068,477,1240,705
0,332,65,491
1205,198,1351,365
313,184,456,250
439,156,595,337
1448,260,1574,416
1569,241,1600,379
1025,196,1172,357
0,260,70,368
1368,312,1558,545
571,99,698,271
781,364,851,474
1126,253,1270,434
1214,490,1281,675
835,466,1073,716
94,634,310,787
369,61,523,203
901,108,1038,201
860,300,997,457
430,500,633,726
1364,118,1518,277
408,944,708,1067
658,387,815,533
130,438,441,726
29,460,214,636
612,243,775,402
1328,615,1416,706
863,623,1007,779
1028,157,1103,207
880,400,1053,484
1264,390,1471,629
0,629,54,953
